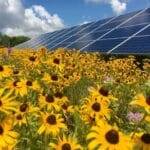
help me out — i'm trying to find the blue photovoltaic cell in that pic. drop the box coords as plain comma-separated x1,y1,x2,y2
80,38,126,52
112,36,150,54
32,30,66,47
137,26,150,35
16,8,150,54
102,24,147,39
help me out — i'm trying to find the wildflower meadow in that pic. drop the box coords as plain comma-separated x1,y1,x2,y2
0,47,149,150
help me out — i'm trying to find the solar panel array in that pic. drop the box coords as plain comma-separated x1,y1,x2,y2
16,8,150,54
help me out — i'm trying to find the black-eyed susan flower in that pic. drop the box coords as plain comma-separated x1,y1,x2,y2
134,133,150,150
17,102,39,116
23,53,40,67
81,95,110,122
38,112,67,136
42,73,60,84
17,79,40,96
54,92,69,105
5,79,21,96
13,113,27,127
0,65,12,79
87,120,132,150
49,135,82,150
0,89,18,114
39,94,60,111
88,85,117,102
0,120,18,149
130,93,150,113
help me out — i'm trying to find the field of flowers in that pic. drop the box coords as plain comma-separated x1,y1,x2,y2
0,47,149,150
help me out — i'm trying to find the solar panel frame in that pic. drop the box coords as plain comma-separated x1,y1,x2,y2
45,21,97,49
111,35,150,54
109,24,150,54
80,8,148,51
15,8,150,55
30,28,68,49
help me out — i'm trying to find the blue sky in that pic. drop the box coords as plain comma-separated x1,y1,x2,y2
0,0,149,37
23,0,150,26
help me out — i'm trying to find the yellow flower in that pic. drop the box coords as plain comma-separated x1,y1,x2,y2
17,103,39,116
54,92,69,105
39,94,60,111
88,85,117,101
5,79,22,96
0,65,12,79
0,89,18,114
17,79,40,96
13,113,27,127
38,112,67,136
42,73,60,83
130,93,150,113
0,120,18,149
49,135,82,150
87,120,133,150
81,95,110,123
133,133,150,150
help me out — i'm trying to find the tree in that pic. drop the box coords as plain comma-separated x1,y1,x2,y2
0,33,30,47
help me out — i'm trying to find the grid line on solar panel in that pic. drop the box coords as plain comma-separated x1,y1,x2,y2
31,27,74,49
107,23,150,54
63,10,144,50
120,14,150,27
50,17,117,49
16,30,58,48
53,15,139,48
41,26,81,45
30,28,68,49
28,20,147,48
111,36,150,54
17,9,141,49
42,22,97,48
79,8,148,51
26,33,55,48
44,21,101,48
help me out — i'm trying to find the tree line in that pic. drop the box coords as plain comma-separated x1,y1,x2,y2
0,33,30,48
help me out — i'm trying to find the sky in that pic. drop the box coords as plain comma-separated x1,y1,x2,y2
0,0,149,37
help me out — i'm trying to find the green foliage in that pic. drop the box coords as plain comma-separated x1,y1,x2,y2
63,77,94,105
0,33,30,47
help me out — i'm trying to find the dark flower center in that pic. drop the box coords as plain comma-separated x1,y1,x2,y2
29,56,36,62
54,92,63,99
0,125,4,135
13,81,18,87
53,58,60,64
99,87,109,97
13,70,19,74
105,129,119,144
46,115,57,125
63,75,69,79
92,102,101,112
26,81,32,86
46,95,54,103
141,133,150,144
62,104,68,110
0,100,2,107
0,65,4,72
20,103,28,112
16,114,23,120
146,96,150,106
51,75,58,81
62,143,71,150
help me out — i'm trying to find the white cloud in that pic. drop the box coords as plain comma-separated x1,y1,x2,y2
85,0,127,15
0,0,64,37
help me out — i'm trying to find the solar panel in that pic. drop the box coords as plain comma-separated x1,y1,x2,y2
111,36,150,54
16,8,150,54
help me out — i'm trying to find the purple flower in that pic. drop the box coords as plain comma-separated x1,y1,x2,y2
127,112,144,123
